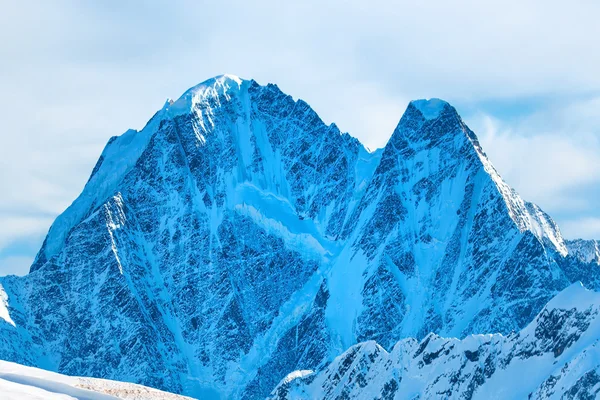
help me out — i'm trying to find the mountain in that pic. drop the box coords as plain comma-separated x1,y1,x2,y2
270,282,600,399
0,359,192,399
0,74,598,399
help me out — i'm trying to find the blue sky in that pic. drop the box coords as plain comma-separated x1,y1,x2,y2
1,0,599,276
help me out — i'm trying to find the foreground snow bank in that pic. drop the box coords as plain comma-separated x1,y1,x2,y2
0,360,192,400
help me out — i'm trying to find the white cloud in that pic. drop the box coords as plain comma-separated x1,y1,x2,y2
0,256,36,277
560,218,600,240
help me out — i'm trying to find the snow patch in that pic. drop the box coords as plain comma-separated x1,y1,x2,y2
281,370,314,385
0,284,15,327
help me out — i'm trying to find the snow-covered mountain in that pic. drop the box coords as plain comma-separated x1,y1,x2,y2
0,74,598,399
0,359,192,399
270,282,600,399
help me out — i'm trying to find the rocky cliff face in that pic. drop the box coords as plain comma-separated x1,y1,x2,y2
0,75,597,399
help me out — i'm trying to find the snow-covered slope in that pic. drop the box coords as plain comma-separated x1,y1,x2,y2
0,360,192,400
0,75,598,399
270,282,600,399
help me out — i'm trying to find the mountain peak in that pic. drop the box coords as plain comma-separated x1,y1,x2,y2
164,74,248,116
195,73,245,86
196,73,245,89
409,98,450,120
389,97,463,148
179,73,247,98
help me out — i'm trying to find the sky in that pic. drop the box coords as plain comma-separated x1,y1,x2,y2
0,0,599,276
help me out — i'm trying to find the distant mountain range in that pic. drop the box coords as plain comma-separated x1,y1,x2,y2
0,75,598,399
270,282,600,399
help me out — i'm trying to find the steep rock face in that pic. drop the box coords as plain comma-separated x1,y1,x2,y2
270,283,600,400
0,76,597,399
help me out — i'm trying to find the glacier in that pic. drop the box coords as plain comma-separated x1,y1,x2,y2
0,74,598,399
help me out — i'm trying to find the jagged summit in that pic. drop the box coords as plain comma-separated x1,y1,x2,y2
161,74,245,107
184,73,246,93
409,97,450,120
165,74,247,116
387,97,466,150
